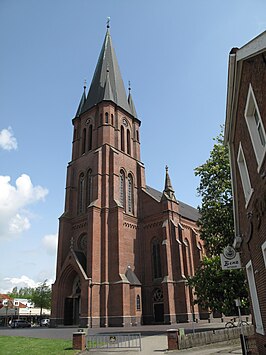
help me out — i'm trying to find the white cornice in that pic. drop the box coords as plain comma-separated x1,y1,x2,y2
236,31,266,62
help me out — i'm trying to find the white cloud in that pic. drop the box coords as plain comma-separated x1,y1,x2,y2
3,275,39,290
42,233,58,255
0,127,18,150
9,214,31,233
0,174,48,239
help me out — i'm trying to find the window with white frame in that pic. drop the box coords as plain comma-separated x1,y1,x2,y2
245,84,266,168
237,143,253,205
246,260,264,335
262,241,266,267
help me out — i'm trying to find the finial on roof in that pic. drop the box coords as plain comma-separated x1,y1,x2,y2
107,17,110,29
83,79,87,91
128,80,131,92
161,165,177,202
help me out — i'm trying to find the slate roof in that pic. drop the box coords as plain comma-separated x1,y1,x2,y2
125,267,141,286
128,91,138,118
74,251,87,273
146,185,200,222
75,86,87,117
82,29,137,118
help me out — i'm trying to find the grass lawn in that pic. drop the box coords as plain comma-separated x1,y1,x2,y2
0,336,82,355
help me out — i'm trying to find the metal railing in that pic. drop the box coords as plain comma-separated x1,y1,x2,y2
87,332,141,351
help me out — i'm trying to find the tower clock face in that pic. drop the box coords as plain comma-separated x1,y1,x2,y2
122,118,128,126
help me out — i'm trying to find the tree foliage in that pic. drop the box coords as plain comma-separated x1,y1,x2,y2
188,256,249,315
188,128,249,315
30,280,51,311
8,287,34,299
8,280,51,311
194,130,234,255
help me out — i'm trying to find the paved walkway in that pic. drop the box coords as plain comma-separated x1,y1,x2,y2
82,334,242,354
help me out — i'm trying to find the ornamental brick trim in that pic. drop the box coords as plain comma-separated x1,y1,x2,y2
72,221,87,230
123,222,137,229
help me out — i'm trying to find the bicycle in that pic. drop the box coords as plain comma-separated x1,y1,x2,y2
225,317,249,328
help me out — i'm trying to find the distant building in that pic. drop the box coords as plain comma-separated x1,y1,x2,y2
0,294,50,325
225,31,266,352
51,25,204,328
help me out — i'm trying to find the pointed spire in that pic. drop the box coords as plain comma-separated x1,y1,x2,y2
128,81,138,118
162,166,177,202
82,27,133,115
75,81,87,117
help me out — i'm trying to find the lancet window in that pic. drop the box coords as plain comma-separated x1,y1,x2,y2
121,126,125,152
88,125,92,151
128,174,134,214
82,128,86,154
152,239,162,279
87,169,93,206
120,170,125,207
78,173,85,214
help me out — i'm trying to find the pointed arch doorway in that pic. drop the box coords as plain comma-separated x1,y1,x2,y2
64,276,81,325
153,288,164,323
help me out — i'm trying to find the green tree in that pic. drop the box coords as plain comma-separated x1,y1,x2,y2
188,256,248,315
188,128,249,315
194,130,234,255
30,280,52,324
8,286,34,299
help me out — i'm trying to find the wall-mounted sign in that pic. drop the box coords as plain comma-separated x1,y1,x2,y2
220,246,241,270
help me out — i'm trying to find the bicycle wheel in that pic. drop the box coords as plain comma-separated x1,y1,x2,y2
240,321,249,326
225,321,234,328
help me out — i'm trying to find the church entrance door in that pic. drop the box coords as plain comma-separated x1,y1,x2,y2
64,297,74,325
154,303,164,322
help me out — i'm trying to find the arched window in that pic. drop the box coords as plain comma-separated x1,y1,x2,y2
111,114,114,126
121,126,125,152
136,130,139,142
87,169,93,206
136,295,141,311
152,240,162,279
184,238,192,276
120,170,125,207
82,128,86,154
197,242,203,261
78,173,85,214
105,112,108,123
127,129,131,155
88,125,92,151
128,174,134,214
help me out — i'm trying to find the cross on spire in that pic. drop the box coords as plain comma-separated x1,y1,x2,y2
107,17,110,29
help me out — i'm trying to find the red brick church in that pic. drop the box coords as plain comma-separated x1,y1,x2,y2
51,25,203,327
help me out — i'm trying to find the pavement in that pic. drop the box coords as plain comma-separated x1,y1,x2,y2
0,321,245,354
80,335,242,354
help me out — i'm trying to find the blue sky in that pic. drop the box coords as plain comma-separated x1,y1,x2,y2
0,0,265,293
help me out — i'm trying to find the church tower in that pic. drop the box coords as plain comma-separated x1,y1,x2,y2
51,24,203,328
